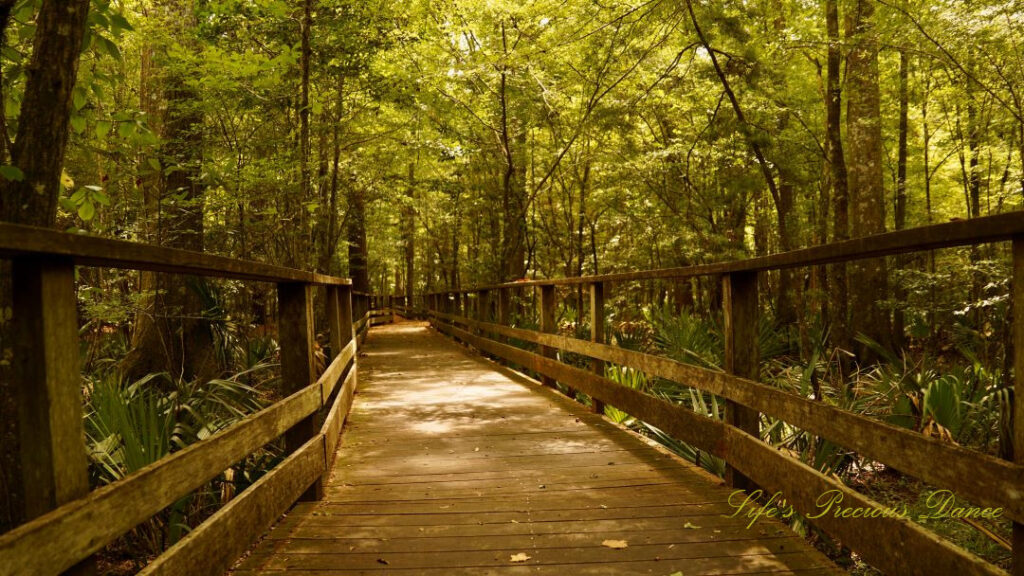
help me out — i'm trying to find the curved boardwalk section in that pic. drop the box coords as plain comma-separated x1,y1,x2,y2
235,321,840,576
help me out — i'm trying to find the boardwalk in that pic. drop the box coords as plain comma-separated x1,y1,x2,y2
235,321,841,576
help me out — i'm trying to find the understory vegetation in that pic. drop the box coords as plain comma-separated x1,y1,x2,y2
0,0,1021,573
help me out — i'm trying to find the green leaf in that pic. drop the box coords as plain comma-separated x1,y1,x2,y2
118,121,134,138
70,115,86,134
91,190,111,206
73,89,87,111
110,13,133,33
96,36,122,62
95,120,112,139
0,165,24,181
147,158,162,171
78,201,96,221
59,197,77,212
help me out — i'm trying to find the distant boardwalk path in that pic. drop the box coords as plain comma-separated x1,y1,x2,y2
235,321,840,575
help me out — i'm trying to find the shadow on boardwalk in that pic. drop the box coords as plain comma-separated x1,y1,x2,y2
235,320,841,576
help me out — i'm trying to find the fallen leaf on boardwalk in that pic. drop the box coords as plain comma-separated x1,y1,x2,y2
602,539,629,549
509,553,531,562
376,558,389,565
683,522,701,529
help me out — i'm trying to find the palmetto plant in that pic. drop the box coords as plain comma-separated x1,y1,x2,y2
84,367,271,555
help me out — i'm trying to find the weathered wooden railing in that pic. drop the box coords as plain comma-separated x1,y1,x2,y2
398,212,1024,576
0,223,359,575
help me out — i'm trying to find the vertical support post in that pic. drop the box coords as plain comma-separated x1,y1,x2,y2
723,271,760,491
277,282,322,501
11,258,91,523
326,286,343,359
339,285,354,347
590,282,606,415
477,289,489,324
498,288,510,326
1011,237,1023,576
539,285,557,388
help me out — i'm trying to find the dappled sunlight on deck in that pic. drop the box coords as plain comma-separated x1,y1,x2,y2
235,321,841,575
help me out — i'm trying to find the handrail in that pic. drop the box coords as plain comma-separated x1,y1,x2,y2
424,211,1024,293
0,222,351,285
0,232,359,575
405,219,1024,576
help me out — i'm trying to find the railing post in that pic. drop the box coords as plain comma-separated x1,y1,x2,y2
590,282,606,415
10,257,93,573
327,286,344,359
498,288,510,325
539,285,557,388
477,289,489,324
277,282,322,501
723,271,760,491
339,286,354,347
1012,236,1023,576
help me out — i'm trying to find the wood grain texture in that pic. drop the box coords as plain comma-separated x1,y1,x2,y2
589,282,606,415
278,283,321,501
431,320,1009,576
0,382,322,576
10,257,90,521
723,271,760,490
138,436,324,576
238,321,841,576
428,310,1024,523
0,222,349,285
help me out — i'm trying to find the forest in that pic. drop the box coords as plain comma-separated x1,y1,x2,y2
0,0,1022,574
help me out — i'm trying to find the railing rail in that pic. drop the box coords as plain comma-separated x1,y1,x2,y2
397,212,1024,576
0,224,359,575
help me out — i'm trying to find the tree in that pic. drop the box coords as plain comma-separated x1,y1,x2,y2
845,0,891,355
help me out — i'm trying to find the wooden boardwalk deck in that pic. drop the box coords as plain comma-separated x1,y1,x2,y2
235,321,841,576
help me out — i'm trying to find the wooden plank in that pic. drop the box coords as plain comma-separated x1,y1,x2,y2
727,427,1007,576
589,282,606,415
327,286,344,358
240,322,839,576
10,257,90,521
319,340,356,402
138,435,325,576
429,310,1024,522
0,222,349,285
422,211,1024,292
278,282,323,501
538,285,557,389
322,367,358,468
339,285,354,345
433,320,1008,576
434,322,726,453
0,382,321,576
723,271,760,490
10,257,94,575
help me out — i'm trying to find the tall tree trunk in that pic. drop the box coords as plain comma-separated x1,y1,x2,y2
498,21,528,282
347,183,369,293
296,0,313,269
846,0,891,358
0,0,90,224
317,75,344,275
825,0,850,353
893,49,910,350
121,0,213,383
0,0,90,532
403,161,416,300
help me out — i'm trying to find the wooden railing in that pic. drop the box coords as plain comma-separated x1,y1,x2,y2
0,223,359,576
397,211,1024,576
